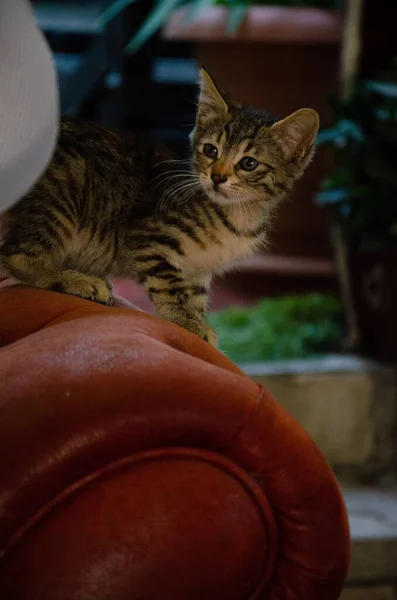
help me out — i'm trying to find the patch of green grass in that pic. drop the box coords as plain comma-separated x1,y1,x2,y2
208,293,343,363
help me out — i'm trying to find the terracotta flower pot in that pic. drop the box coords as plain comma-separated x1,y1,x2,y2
163,6,342,263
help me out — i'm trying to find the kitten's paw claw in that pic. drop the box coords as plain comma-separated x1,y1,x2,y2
202,326,218,347
187,322,218,347
52,274,112,305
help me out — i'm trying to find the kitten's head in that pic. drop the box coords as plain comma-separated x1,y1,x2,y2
190,69,319,208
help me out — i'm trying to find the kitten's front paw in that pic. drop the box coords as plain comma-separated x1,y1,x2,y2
52,273,112,305
202,324,218,347
188,321,218,347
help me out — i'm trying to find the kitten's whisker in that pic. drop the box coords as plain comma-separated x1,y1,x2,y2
148,168,192,185
233,191,254,228
164,177,200,194
162,179,201,210
152,172,201,203
163,182,196,203
174,183,202,208
150,172,194,197
166,180,201,204
158,179,200,212
155,158,191,167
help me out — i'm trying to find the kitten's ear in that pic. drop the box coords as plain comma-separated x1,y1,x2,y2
271,108,319,160
197,68,229,120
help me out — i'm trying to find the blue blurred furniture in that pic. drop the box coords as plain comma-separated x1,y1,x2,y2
32,1,197,154
32,1,135,123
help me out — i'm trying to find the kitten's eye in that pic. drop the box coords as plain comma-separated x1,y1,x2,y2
239,156,259,171
203,144,218,159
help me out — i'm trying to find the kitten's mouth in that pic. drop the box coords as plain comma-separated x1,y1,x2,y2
201,179,236,205
212,185,227,198
209,188,242,206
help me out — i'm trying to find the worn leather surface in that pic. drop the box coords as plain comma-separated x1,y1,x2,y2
0,286,350,599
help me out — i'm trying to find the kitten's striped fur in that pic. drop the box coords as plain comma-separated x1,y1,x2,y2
0,70,319,346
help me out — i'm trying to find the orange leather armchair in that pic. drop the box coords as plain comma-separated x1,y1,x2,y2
0,286,350,599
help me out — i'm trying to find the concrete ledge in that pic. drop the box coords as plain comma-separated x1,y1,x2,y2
243,355,393,377
346,488,397,584
163,6,342,44
342,586,395,599
244,356,396,485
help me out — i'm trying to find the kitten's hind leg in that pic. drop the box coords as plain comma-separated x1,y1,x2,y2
1,183,112,304
0,252,112,305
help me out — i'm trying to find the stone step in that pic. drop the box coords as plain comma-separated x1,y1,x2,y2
342,586,395,599
244,355,396,485
34,1,106,35
343,487,397,595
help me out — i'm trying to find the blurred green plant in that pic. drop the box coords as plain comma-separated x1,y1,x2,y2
101,0,341,53
315,68,397,249
208,293,342,363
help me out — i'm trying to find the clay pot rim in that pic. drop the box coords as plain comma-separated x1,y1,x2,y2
162,5,342,44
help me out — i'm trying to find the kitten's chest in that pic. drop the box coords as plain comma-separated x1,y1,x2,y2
175,229,260,275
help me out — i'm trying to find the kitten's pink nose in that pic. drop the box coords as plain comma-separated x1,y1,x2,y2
211,172,227,186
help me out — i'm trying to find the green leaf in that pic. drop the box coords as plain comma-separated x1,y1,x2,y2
225,5,247,34
319,67,397,246
98,0,137,26
316,128,346,146
184,0,216,24
208,294,342,363
126,0,183,53
366,81,397,98
338,119,365,141
315,189,349,205
317,119,365,146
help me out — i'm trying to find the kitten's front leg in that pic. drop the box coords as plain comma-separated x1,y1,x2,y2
143,275,217,346
1,252,112,305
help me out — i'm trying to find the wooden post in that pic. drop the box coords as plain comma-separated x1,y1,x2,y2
332,0,363,351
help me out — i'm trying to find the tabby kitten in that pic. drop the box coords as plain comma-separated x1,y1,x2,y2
0,69,319,346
